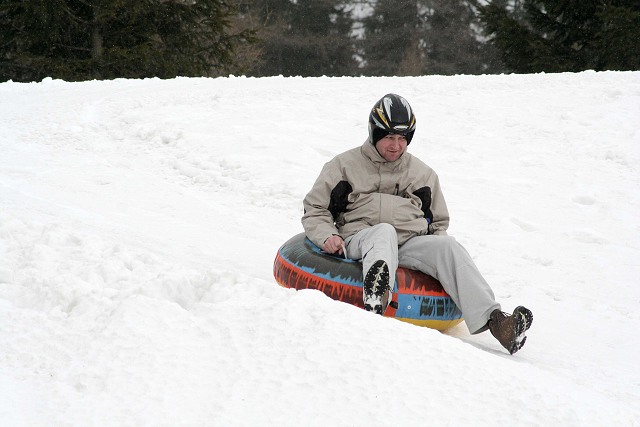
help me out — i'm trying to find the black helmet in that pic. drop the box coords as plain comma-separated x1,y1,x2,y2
368,93,416,145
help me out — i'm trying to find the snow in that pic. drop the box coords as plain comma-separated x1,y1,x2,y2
1,71,639,426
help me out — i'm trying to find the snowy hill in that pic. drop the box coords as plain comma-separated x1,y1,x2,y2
1,72,639,426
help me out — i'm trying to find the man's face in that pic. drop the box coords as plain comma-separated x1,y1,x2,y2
375,134,408,162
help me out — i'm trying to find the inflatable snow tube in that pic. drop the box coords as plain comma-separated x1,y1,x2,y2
273,233,463,331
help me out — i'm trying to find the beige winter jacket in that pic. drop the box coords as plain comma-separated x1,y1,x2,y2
302,140,449,248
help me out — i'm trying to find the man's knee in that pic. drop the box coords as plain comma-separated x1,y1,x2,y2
430,235,462,254
372,222,395,234
436,235,457,247
404,234,459,255
372,223,397,243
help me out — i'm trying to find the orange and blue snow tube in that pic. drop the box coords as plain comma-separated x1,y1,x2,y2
273,233,463,331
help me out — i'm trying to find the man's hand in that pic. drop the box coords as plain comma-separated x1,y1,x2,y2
322,235,345,255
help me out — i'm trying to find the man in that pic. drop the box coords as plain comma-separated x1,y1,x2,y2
301,93,533,354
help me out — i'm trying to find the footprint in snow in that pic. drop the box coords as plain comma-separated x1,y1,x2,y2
568,230,609,245
572,195,596,206
510,217,538,232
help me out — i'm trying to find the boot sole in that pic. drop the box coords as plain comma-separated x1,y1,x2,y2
364,288,391,315
510,306,533,354
363,261,390,315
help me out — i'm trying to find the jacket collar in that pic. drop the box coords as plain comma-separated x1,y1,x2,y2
361,139,408,168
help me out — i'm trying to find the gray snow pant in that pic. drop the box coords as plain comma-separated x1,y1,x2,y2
345,223,500,334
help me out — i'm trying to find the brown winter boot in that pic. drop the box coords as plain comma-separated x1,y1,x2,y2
488,306,533,355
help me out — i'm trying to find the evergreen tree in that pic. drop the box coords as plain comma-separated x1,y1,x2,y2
0,0,253,82
477,0,640,72
360,0,503,76
242,0,357,77
594,2,640,71
360,0,424,76
423,0,503,74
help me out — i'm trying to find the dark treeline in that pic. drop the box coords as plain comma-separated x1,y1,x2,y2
0,0,254,82
236,0,503,77
1,0,638,82
477,0,640,73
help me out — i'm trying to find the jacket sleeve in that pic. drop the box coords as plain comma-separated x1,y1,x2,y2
301,160,346,248
427,173,450,235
